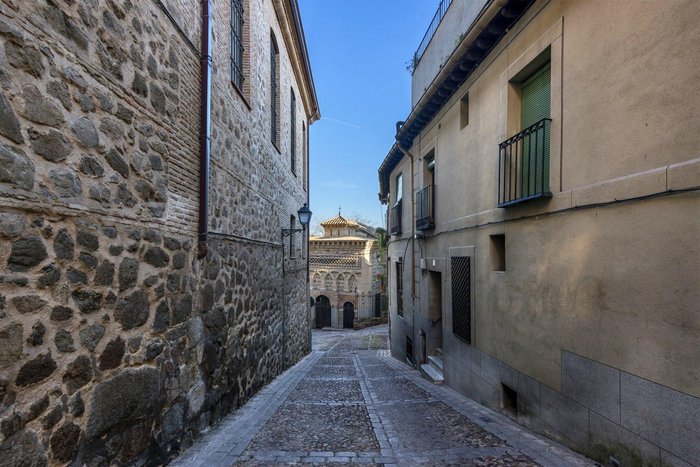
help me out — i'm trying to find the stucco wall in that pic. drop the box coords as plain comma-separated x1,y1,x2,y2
386,0,700,464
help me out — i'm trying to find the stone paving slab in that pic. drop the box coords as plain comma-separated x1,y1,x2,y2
170,324,595,467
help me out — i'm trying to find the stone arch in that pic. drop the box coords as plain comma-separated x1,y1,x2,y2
312,273,321,289
336,273,345,292
347,274,357,292
324,273,333,290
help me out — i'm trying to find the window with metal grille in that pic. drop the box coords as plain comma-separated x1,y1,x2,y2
291,90,296,173
270,34,279,146
230,0,244,91
396,259,404,316
451,256,471,343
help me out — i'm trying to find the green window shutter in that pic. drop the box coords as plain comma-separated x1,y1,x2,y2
520,63,551,196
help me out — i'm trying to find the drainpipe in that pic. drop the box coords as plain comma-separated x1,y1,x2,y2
197,0,212,259
395,139,416,301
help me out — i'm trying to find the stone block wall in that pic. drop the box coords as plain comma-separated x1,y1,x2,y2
0,0,312,465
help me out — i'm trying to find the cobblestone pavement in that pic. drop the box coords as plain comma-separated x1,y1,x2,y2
170,325,595,466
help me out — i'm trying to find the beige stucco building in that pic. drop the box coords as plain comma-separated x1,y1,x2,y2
378,0,700,465
309,214,381,329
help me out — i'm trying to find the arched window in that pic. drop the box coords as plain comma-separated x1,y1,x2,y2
347,275,357,292
270,33,280,146
324,273,333,290
336,274,345,292
312,273,321,289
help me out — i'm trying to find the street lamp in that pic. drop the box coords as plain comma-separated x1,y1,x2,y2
282,203,312,237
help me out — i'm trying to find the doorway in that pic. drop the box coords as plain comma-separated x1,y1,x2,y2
342,302,355,329
315,295,331,328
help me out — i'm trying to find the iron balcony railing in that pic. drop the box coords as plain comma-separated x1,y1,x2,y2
415,184,435,230
498,118,552,207
390,199,402,235
414,0,454,68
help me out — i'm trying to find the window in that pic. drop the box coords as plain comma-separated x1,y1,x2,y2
336,274,344,292
230,0,245,91
396,259,403,317
460,92,469,129
490,234,505,271
289,215,296,257
498,55,553,207
290,90,297,173
270,33,280,147
395,173,403,203
391,173,403,235
451,256,471,343
347,275,357,292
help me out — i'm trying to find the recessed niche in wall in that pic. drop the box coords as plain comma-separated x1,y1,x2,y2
502,383,518,417
490,234,506,271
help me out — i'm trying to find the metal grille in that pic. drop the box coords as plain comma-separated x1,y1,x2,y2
415,185,434,230
451,256,471,343
406,336,414,363
390,199,402,235
498,118,552,207
230,0,244,90
414,0,453,68
396,260,403,316
270,36,278,144
291,91,296,172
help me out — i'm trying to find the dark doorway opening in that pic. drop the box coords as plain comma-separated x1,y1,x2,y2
315,295,331,328
342,302,354,329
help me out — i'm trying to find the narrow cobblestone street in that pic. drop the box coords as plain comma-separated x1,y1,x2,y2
171,325,594,466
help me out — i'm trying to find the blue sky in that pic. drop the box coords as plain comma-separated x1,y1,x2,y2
298,0,440,230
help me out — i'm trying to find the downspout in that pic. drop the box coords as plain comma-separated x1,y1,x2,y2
396,139,416,301
197,0,212,259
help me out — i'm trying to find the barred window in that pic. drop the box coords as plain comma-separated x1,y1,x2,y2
291,89,296,173
230,0,245,90
396,259,403,316
270,34,280,146
451,256,471,343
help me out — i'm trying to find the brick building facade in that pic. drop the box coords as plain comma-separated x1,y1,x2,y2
0,0,318,464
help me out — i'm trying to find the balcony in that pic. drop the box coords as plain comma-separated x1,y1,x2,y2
498,118,552,207
390,199,402,235
415,185,435,230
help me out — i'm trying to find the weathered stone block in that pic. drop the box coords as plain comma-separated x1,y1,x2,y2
144,246,169,267
562,350,621,422
99,337,125,370
16,353,57,387
118,257,139,291
0,144,34,191
94,260,115,286
588,410,661,467
115,290,150,330
79,156,105,177
28,128,72,162
11,294,47,313
21,84,64,126
70,117,99,148
0,90,23,144
37,264,61,288
8,236,47,272
0,430,48,467
539,384,590,450
27,321,46,346
50,305,73,322
42,404,63,430
54,229,75,259
4,40,45,78
0,212,26,237
71,289,103,314
79,323,105,351
50,422,81,463
76,231,99,251
85,367,160,438
0,322,22,367
55,329,76,353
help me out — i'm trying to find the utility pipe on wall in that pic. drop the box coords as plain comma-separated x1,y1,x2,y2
198,0,212,259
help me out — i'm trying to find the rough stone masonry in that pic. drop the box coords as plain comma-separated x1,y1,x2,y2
0,0,312,465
